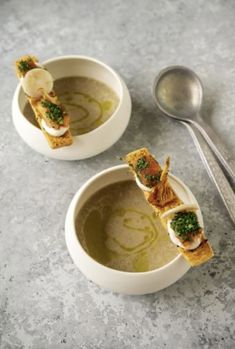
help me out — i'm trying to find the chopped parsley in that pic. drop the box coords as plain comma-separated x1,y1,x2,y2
135,156,149,171
145,173,161,187
135,156,162,187
41,100,64,125
170,211,200,241
18,58,34,74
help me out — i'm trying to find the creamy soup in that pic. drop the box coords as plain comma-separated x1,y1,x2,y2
76,180,178,272
23,76,119,135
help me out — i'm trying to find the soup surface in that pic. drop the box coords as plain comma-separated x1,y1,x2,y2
23,76,120,135
76,180,178,272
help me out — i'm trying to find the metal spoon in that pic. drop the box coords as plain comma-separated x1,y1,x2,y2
153,66,235,181
153,66,235,224
184,123,235,224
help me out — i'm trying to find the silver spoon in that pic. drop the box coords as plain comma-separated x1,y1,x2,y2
153,66,235,224
184,123,235,224
153,66,235,181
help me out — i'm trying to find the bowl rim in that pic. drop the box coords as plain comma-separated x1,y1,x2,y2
67,164,191,276
15,55,124,139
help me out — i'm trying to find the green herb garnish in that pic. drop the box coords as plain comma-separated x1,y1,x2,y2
18,59,33,74
170,211,200,241
41,100,64,125
145,173,161,186
135,157,149,171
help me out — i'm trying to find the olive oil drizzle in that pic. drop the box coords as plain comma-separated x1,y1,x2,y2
105,208,159,256
77,180,179,272
58,91,108,134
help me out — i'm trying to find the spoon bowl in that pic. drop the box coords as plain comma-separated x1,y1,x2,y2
153,66,203,119
153,65,235,181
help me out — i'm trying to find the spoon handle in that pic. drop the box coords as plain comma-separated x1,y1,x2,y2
191,115,235,181
183,122,235,225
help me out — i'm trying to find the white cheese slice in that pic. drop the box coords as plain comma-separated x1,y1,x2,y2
41,119,69,137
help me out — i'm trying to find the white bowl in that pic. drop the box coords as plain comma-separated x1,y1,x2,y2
65,165,203,295
12,56,132,160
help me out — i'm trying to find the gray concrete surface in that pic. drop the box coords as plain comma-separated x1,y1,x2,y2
0,0,235,348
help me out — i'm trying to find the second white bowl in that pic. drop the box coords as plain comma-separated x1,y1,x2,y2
64,165,201,295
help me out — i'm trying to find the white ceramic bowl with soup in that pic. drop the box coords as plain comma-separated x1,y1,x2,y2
12,56,131,160
64,165,200,295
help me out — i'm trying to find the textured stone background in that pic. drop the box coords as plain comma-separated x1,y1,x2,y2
0,0,235,348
